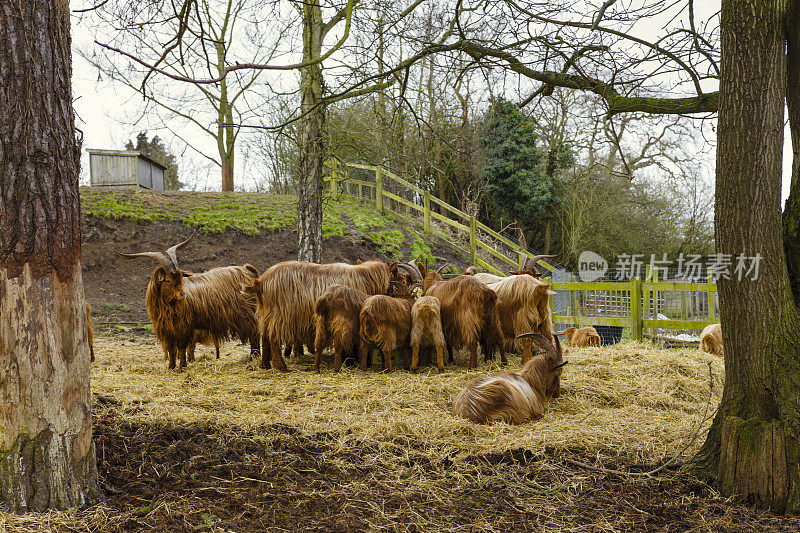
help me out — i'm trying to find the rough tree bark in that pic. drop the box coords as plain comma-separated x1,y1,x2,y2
694,0,800,513
297,0,325,263
0,0,100,511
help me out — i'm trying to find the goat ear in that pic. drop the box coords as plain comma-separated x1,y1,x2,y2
388,260,399,273
554,360,569,369
509,269,523,275
357,259,363,264
417,262,427,278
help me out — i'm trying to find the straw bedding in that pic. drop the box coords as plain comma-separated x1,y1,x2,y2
88,336,724,464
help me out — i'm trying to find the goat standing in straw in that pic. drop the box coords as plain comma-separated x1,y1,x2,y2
115,233,263,370
313,284,369,371
419,263,506,369
410,295,447,373
245,260,403,371
359,290,415,372
453,333,567,425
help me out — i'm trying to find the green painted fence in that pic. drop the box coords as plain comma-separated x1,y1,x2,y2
546,266,719,341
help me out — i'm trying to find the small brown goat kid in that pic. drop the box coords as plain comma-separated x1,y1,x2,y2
313,284,369,371
359,292,414,372
560,326,602,348
699,323,723,356
246,260,403,371
419,263,506,369
452,334,567,425
410,295,447,373
116,234,263,370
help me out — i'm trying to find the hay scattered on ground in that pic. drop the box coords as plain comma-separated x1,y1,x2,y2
90,335,723,464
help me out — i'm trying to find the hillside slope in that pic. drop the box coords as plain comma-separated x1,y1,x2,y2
80,188,467,328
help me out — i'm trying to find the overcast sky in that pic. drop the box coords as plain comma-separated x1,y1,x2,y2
70,1,793,203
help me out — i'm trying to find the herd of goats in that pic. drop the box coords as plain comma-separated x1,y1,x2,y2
92,231,724,425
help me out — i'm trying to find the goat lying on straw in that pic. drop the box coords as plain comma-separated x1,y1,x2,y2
560,326,602,348
699,323,723,356
452,333,567,425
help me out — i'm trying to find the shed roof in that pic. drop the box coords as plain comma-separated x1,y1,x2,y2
86,149,167,170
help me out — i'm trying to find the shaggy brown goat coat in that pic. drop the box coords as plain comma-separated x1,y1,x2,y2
410,296,446,373
147,264,261,370
486,275,555,363
313,284,369,371
419,264,506,369
86,303,95,362
560,326,601,348
699,323,723,356
453,335,567,425
359,294,413,372
248,260,397,371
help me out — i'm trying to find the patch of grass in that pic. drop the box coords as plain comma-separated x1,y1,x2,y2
81,189,298,235
409,230,435,265
369,229,405,257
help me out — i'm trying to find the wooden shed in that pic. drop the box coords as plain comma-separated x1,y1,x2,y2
87,149,166,189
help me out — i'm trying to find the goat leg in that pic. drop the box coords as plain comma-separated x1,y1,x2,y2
447,343,454,364
499,337,507,365
333,342,343,372
249,334,260,360
435,344,445,374
187,341,196,363
260,333,271,369
294,343,304,358
382,347,393,372
283,345,292,360
215,337,220,359
178,345,188,371
167,345,177,370
468,342,477,370
359,340,370,371
411,344,420,373
270,339,288,372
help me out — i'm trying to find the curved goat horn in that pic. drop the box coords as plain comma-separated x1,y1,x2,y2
113,249,174,270
113,230,196,272
524,254,558,271
164,230,196,272
435,264,449,274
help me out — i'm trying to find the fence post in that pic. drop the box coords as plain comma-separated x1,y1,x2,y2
469,216,477,265
423,191,431,234
630,277,642,341
707,267,715,322
375,167,383,212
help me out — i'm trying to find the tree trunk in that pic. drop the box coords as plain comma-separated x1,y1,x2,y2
297,0,324,263
0,0,100,511
693,0,800,513
221,152,234,192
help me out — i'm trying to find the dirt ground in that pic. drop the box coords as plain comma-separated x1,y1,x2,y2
85,404,799,533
